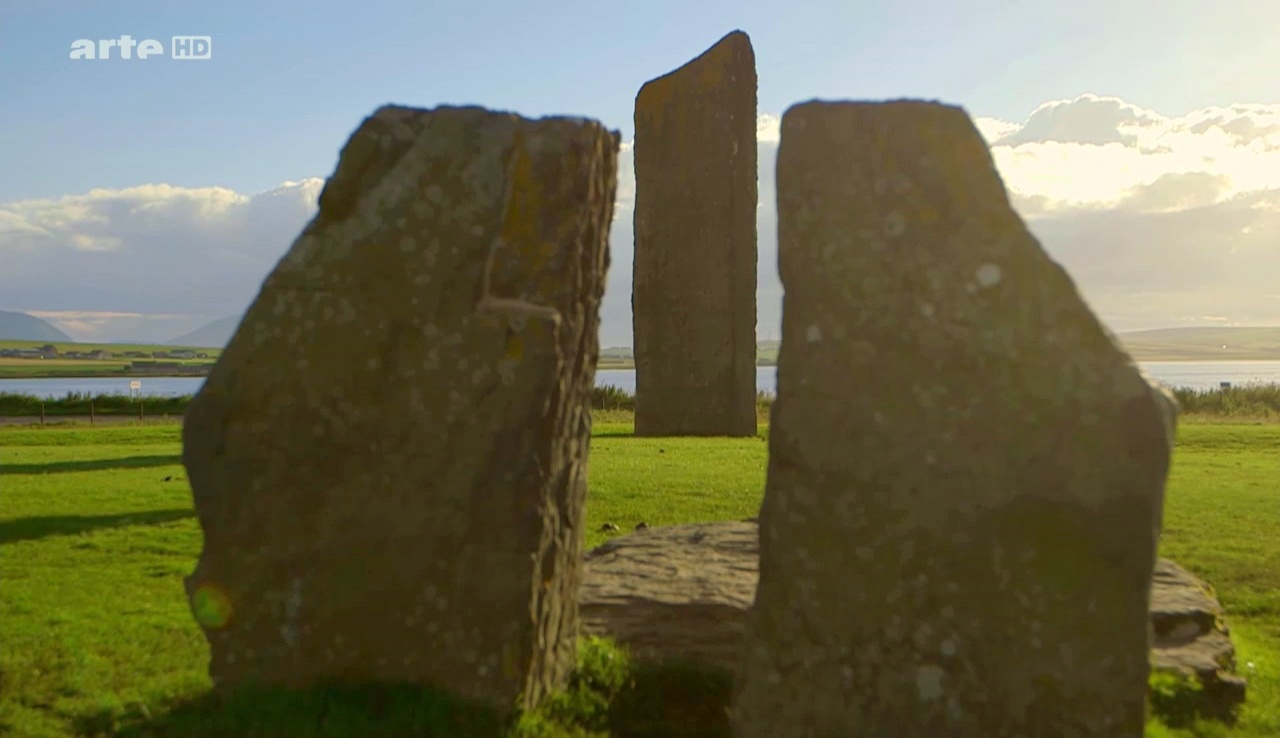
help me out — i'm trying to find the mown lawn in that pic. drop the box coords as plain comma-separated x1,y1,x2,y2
0,361,216,379
0,340,221,356
0,419,1276,737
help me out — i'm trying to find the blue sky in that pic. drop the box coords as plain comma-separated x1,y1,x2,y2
4,0,1276,201
2,1,1279,343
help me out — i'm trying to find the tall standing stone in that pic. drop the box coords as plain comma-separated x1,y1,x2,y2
732,101,1177,737
632,30,758,437
182,105,618,714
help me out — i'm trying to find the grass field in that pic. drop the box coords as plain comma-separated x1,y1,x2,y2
0,360,216,379
0,341,222,356
1,417,1276,737
0,341,220,379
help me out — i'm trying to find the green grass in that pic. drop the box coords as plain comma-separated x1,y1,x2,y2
0,340,221,355
0,340,220,379
8,383,1280,421
1,419,1276,736
1172,386,1280,420
0,392,190,418
582,424,766,546
0,362,215,380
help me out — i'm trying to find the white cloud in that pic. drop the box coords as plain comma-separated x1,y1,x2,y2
975,93,1280,329
974,117,1019,144
4,99,1279,345
613,141,635,213
994,93,1163,147
985,94,1280,214
756,114,781,143
0,179,322,341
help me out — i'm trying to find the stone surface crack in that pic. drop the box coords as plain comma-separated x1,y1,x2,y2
475,130,563,328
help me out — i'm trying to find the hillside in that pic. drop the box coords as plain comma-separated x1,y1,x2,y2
604,331,1280,365
1116,327,1280,361
144,323,1280,362
167,316,241,347
0,310,73,342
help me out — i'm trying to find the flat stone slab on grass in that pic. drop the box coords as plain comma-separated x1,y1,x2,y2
580,520,759,671
582,521,1245,715
1150,558,1248,711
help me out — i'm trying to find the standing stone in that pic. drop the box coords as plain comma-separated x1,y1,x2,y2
732,101,1177,737
632,30,757,437
182,105,618,714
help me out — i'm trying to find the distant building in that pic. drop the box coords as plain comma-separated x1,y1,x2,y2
170,350,198,359
87,350,113,360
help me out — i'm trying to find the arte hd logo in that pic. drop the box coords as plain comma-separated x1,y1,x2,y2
69,35,212,60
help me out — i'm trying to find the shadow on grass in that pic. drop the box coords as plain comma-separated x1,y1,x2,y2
607,659,733,738
590,428,770,441
531,637,733,738
66,642,735,738
1147,670,1243,730
0,509,194,544
56,637,1237,737
2,454,182,475
72,681,508,738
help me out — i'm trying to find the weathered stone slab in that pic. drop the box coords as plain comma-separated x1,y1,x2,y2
1150,559,1248,713
578,522,1246,719
731,101,1178,737
182,105,618,713
632,30,757,437
579,520,758,669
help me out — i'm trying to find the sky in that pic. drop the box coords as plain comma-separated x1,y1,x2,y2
1,0,1278,344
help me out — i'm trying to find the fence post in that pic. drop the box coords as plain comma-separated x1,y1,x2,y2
140,401,145,421
41,402,45,426
90,401,95,425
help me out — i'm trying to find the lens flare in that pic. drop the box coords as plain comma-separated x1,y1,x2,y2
192,583,233,629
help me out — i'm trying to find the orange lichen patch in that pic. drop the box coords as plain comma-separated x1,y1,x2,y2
636,75,677,131
192,582,234,630
498,130,556,281
636,32,743,131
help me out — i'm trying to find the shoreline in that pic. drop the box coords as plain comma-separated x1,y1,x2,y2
0,372,211,380
2,355,1280,378
2,413,1275,426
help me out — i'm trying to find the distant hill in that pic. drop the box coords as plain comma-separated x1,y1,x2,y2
168,316,241,347
158,322,1280,361
0,310,73,342
1116,327,1280,361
